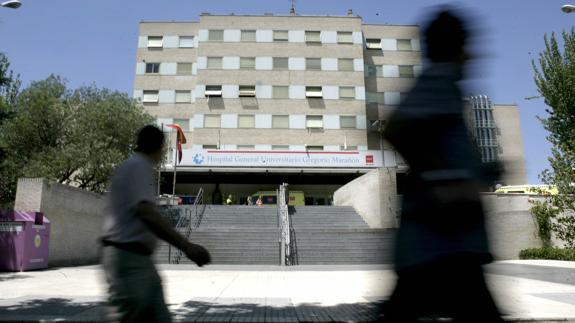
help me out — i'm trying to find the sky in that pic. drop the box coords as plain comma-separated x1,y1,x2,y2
0,0,572,184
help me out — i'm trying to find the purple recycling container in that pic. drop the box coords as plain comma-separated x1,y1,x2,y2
0,211,50,272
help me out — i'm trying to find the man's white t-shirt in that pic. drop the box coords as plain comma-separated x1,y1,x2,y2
102,152,157,252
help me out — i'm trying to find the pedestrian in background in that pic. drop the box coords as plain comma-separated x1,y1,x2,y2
380,8,504,323
101,125,211,323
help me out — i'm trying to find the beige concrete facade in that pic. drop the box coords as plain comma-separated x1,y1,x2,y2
134,14,421,153
493,104,527,185
134,14,526,205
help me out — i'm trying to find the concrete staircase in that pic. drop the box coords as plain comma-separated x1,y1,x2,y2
155,205,393,265
155,205,279,265
289,206,393,265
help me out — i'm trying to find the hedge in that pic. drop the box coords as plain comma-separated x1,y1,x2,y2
519,248,575,261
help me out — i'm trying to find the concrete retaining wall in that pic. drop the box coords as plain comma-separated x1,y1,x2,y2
14,178,106,267
482,193,543,259
333,170,559,259
333,169,399,229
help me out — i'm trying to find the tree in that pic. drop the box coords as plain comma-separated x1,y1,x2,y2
0,53,21,209
0,75,153,206
532,29,575,248
0,53,21,114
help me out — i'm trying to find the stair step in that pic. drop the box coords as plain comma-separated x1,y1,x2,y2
158,205,393,265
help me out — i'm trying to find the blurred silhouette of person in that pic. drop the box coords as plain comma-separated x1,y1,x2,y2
247,195,254,206
256,196,263,206
380,9,504,323
101,125,211,323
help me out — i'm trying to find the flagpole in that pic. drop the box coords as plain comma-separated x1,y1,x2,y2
172,130,178,205
158,123,163,196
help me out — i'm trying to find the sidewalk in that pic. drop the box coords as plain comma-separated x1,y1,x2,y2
0,260,574,322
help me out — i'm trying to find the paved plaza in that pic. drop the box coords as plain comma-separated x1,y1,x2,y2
0,260,574,322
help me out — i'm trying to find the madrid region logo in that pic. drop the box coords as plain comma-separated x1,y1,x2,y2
192,153,205,165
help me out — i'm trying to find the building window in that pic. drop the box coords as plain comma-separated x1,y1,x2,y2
240,57,256,70
341,145,358,151
366,92,385,104
274,30,289,42
239,85,256,97
399,65,414,78
207,57,223,69
365,65,376,77
145,63,160,74
272,145,289,151
338,59,354,71
204,115,221,128
365,65,383,77
175,91,191,103
306,58,322,70
272,115,289,128
273,57,289,69
238,115,255,128
306,86,323,98
176,63,193,75
305,31,321,43
337,32,353,44
366,38,381,49
306,145,324,151
340,116,356,129
273,86,289,99
205,85,222,97
208,30,224,41
203,145,218,150
173,118,190,131
179,36,194,48
238,145,255,150
147,36,163,48
306,115,323,129
339,87,356,99
241,30,256,42
142,90,159,103
397,39,412,51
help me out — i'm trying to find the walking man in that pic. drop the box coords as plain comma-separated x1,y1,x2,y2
380,9,504,322
101,125,211,323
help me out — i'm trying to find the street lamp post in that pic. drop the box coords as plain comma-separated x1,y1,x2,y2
1,0,21,9
562,4,575,13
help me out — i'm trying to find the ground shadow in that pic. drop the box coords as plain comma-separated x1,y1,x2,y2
0,297,102,317
0,274,31,282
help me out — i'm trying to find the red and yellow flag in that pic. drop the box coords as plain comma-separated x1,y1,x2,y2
166,124,187,164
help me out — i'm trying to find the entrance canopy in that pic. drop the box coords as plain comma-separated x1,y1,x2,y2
167,149,383,169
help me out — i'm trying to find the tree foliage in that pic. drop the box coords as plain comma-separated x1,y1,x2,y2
532,29,575,248
0,75,153,206
0,53,21,111
0,53,21,208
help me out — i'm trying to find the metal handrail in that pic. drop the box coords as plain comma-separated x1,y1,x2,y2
172,187,205,264
278,183,295,266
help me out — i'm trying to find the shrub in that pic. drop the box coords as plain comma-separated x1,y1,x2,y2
519,248,575,261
